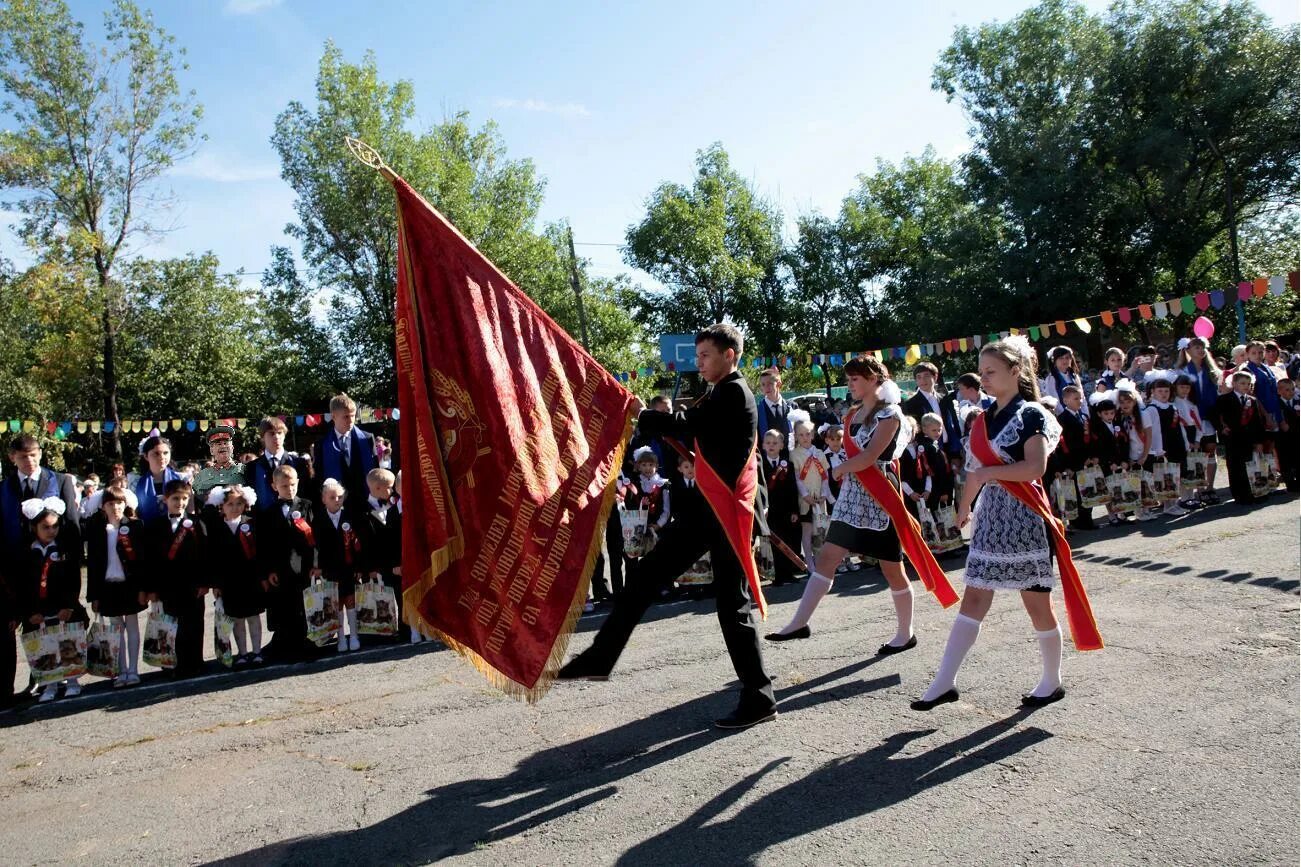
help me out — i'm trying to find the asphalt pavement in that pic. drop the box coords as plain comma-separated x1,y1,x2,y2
1,492,1297,866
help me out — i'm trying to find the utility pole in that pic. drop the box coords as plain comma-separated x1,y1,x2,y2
566,225,592,352
1206,134,1247,343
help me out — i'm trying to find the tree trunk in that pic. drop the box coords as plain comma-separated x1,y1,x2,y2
100,270,122,460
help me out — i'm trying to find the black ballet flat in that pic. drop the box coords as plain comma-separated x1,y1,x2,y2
764,626,811,642
910,689,959,711
1020,687,1066,708
877,635,917,656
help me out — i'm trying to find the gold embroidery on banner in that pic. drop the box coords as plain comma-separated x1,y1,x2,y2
429,368,491,490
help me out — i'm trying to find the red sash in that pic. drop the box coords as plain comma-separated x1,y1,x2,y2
238,524,256,560
117,527,136,562
797,451,827,485
292,515,315,547
168,522,193,561
39,555,51,599
842,410,958,607
693,442,767,621
970,413,1103,651
341,525,358,566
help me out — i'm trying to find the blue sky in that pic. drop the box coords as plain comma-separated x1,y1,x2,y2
4,0,1298,288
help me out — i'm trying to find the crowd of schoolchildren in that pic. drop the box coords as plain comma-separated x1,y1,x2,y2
597,336,1298,606
3,336,1296,711
0,394,429,710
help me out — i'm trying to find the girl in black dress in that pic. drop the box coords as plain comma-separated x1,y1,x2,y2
204,485,266,666
19,497,85,703
86,487,146,686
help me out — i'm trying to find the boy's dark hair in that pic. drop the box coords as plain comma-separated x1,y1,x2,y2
101,487,127,506
1231,371,1253,383
912,362,939,378
1264,341,1280,352
8,434,38,454
649,395,671,411
695,323,743,357
259,416,288,435
676,452,694,467
1061,384,1083,398
1279,378,1294,387
163,479,193,497
955,373,981,391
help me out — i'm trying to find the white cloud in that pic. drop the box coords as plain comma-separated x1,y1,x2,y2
224,0,282,15
494,98,592,118
169,151,281,184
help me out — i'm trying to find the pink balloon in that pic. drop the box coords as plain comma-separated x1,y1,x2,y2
1192,316,1215,339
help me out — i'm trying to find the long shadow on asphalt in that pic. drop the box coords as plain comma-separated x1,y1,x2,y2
615,708,1049,866
206,655,1029,865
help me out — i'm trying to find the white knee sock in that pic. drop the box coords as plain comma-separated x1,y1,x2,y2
122,614,140,676
233,619,249,655
779,572,833,633
346,607,359,638
800,524,815,573
247,616,263,654
1031,625,1063,697
888,586,914,646
922,613,982,701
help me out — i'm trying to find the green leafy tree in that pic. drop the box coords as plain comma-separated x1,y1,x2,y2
624,143,785,344
271,42,571,403
0,0,202,456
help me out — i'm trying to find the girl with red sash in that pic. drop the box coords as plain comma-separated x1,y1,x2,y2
205,484,267,665
914,336,1102,712
767,357,958,655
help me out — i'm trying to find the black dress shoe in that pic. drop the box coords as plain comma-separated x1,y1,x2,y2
877,635,918,656
556,655,611,682
764,626,810,642
1020,687,1066,708
910,688,959,711
714,706,778,730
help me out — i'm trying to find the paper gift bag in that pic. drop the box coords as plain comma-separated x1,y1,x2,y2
620,507,652,558
1182,452,1207,497
1247,453,1277,498
142,603,178,669
213,601,236,668
303,580,341,647
1140,470,1161,510
1157,461,1181,502
23,621,88,686
85,618,122,680
356,580,400,636
1106,469,1139,514
1076,465,1110,509
1051,474,1079,521
932,504,965,552
918,505,941,551
680,552,713,587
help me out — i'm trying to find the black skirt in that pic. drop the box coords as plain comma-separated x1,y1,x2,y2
221,575,266,619
96,580,145,617
826,519,902,563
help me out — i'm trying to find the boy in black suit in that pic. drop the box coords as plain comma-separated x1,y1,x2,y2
760,429,803,585
560,324,776,730
1276,378,1298,493
146,479,208,678
256,464,317,661
1216,371,1268,504
1055,385,1096,530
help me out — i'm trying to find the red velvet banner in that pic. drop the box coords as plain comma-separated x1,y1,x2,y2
389,173,637,698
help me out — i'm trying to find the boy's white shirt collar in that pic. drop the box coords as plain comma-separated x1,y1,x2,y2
265,449,286,462
328,507,344,527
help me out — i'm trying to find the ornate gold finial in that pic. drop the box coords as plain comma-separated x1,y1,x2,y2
345,137,391,176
